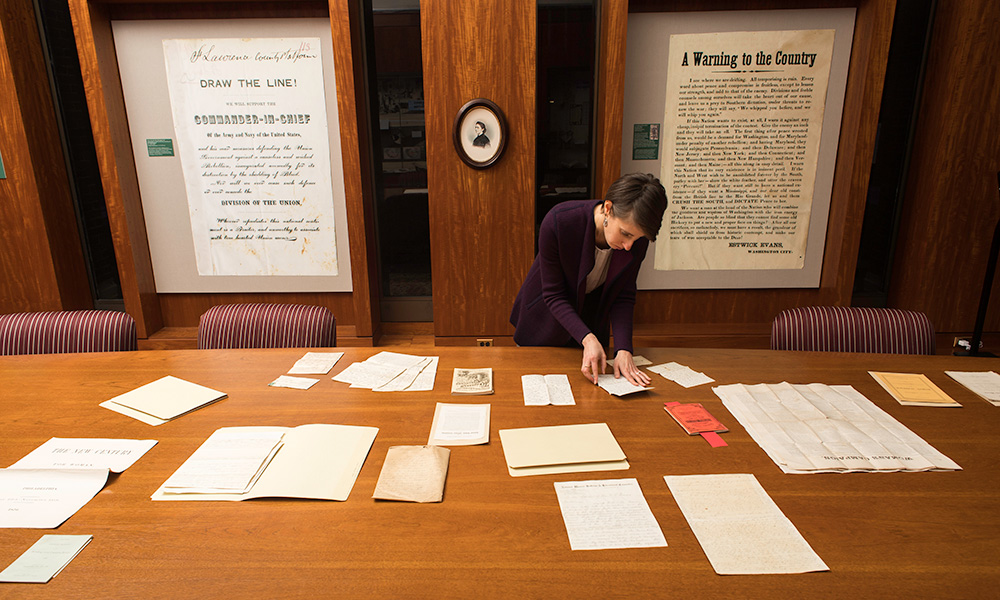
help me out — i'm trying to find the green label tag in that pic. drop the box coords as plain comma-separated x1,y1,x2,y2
631,124,660,160
0,147,6,178
146,138,175,157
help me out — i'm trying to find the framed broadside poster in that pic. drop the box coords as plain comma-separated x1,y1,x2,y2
622,9,856,289
112,19,352,292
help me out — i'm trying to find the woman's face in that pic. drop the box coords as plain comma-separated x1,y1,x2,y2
603,202,644,252
475,123,484,135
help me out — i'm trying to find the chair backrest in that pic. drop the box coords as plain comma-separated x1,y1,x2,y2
0,310,138,355
771,306,936,355
197,303,336,349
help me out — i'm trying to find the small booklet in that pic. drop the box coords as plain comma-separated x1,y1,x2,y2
100,376,227,425
372,445,450,503
663,402,728,436
869,371,961,407
451,368,493,395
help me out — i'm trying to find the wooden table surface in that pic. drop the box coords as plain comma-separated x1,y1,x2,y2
1,346,999,598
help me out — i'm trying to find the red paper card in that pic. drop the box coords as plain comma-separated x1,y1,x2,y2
663,402,728,435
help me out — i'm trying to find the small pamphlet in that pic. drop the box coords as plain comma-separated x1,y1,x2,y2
427,403,490,446
0,535,93,583
451,368,493,395
869,371,961,407
664,402,728,447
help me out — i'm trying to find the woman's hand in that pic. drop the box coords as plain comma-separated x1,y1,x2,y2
613,350,651,386
581,333,607,384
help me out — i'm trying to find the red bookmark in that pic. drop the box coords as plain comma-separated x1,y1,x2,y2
700,431,728,447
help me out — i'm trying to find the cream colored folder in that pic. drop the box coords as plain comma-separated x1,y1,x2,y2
100,375,227,425
152,424,378,501
498,423,629,477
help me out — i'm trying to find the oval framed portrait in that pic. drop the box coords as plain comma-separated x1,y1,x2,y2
453,98,507,169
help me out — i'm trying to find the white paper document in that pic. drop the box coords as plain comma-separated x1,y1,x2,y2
99,376,227,425
664,474,828,574
427,403,490,446
9,438,157,473
0,469,109,528
0,535,93,583
714,382,962,473
269,375,319,390
554,478,667,551
287,352,344,375
648,362,715,388
597,374,653,396
945,370,1000,406
522,374,575,406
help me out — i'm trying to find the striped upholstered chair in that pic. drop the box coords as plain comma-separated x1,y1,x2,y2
0,310,138,355
771,306,936,355
197,303,336,349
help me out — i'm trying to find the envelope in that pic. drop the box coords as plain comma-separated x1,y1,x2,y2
498,423,629,477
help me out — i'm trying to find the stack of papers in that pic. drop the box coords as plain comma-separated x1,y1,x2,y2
159,428,284,495
333,351,438,392
498,423,628,477
451,368,493,395
664,474,828,574
869,371,961,407
152,424,378,501
521,374,575,406
99,376,227,425
427,403,490,446
946,370,1000,406
0,438,158,528
597,374,652,396
649,362,714,388
715,382,962,473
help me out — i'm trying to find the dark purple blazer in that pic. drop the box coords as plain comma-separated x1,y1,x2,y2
509,199,647,354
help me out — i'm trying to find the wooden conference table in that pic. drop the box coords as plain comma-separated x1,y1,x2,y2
1,346,999,598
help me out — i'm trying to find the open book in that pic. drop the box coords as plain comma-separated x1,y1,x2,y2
152,424,378,501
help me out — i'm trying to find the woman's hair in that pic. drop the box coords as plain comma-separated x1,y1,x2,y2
604,172,669,241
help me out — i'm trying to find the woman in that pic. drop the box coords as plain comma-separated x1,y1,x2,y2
510,173,668,386
472,121,490,148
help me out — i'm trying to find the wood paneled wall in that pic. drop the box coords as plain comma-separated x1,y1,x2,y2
0,0,90,314
421,0,536,339
621,0,895,346
889,0,1000,334
67,0,377,343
